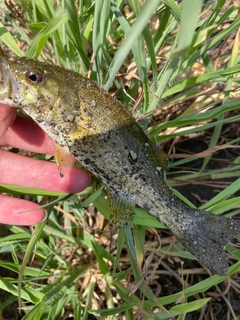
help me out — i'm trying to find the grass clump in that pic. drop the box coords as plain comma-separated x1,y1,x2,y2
0,0,240,319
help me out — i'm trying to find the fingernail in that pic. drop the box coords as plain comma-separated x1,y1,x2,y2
40,210,48,222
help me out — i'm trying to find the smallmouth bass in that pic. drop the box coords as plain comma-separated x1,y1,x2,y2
0,56,239,276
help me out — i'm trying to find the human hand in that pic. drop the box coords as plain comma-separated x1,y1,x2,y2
0,104,90,225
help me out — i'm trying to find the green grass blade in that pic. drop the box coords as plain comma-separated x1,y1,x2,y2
0,23,24,56
18,221,47,307
201,177,240,210
21,268,86,320
178,0,204,52
26,9,69,58
64,0,90,69
104,0,162,90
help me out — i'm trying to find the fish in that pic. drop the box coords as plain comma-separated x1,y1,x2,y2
0,55,239,276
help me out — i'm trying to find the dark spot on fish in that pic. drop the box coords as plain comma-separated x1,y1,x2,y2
143,203,150,211
83,158,91,164
128,150,138,163
87,112,94,118
137,174,147,182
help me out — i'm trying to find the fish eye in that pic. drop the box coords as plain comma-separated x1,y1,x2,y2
26,70,43,84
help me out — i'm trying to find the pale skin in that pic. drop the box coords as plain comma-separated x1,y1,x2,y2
0,104,90,225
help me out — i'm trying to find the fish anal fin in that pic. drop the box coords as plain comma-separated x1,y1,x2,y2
108,191,135,227
54,143,76,177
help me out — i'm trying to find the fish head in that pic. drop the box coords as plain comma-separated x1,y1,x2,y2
0,57,19,106
0,57,70,124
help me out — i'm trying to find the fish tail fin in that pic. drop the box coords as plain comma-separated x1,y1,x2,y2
175,210,240,276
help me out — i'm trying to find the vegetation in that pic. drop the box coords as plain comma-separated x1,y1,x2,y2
0,0,240,319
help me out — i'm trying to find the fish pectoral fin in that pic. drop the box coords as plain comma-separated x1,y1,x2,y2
54,143,76,177
108,191,135,227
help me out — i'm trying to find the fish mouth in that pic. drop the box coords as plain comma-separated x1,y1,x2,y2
0,58,19,106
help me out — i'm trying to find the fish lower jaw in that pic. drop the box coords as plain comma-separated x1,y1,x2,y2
0,98,18,107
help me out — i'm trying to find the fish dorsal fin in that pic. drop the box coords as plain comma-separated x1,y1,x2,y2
146,141,168,172
156,149,168,170
108,190,135,226
54,143,76,177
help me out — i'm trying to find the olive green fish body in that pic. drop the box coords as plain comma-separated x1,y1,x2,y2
0,57,239,275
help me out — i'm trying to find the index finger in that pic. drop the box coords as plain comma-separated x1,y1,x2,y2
0,109,55,155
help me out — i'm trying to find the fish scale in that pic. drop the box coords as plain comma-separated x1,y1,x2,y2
0,56,239,276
